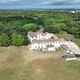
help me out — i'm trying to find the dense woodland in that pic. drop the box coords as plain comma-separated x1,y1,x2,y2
0,10,80,46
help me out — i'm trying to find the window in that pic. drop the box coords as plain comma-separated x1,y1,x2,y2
38,46,40,49
35,46,37,48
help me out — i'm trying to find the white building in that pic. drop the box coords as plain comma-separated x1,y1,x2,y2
28,31,58,42
28,31,65,51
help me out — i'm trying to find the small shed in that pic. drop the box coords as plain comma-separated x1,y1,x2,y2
63,55,77,61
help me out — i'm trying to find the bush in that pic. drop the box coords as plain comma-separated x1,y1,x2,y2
0,33,10,47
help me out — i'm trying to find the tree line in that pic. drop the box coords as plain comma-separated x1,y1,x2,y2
0,10,80,47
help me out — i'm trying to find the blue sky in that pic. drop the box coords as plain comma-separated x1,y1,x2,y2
0,0,80,9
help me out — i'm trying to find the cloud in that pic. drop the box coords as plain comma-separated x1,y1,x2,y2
0,0,80,5
41,0,80,5
42,2,52,5
0,0,20,3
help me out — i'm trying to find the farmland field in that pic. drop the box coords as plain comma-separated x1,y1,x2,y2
0,46,80,80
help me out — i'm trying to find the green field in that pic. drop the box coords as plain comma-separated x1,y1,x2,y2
0,46,80,80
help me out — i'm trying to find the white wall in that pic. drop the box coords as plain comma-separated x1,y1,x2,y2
48,47,55,51
28,33,53,42
29,43,46,49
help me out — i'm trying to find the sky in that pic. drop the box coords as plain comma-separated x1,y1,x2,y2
0,0,80,9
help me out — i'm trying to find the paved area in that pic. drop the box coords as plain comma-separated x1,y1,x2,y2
65,41,80,54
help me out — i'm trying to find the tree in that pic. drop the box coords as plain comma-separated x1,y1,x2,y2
69,27,78,34
23,36,30,45
22,23,38,31
11,33,25,46
0,33,10,47
45,23,65,33
75,29,80,38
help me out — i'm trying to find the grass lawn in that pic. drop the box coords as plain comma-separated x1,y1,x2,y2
0,46,80,80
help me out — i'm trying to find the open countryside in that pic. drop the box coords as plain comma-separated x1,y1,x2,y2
0,46,80,80
0,10,80,80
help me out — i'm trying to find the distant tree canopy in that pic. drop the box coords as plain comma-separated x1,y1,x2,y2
45,23,65,33
0,10,80,46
